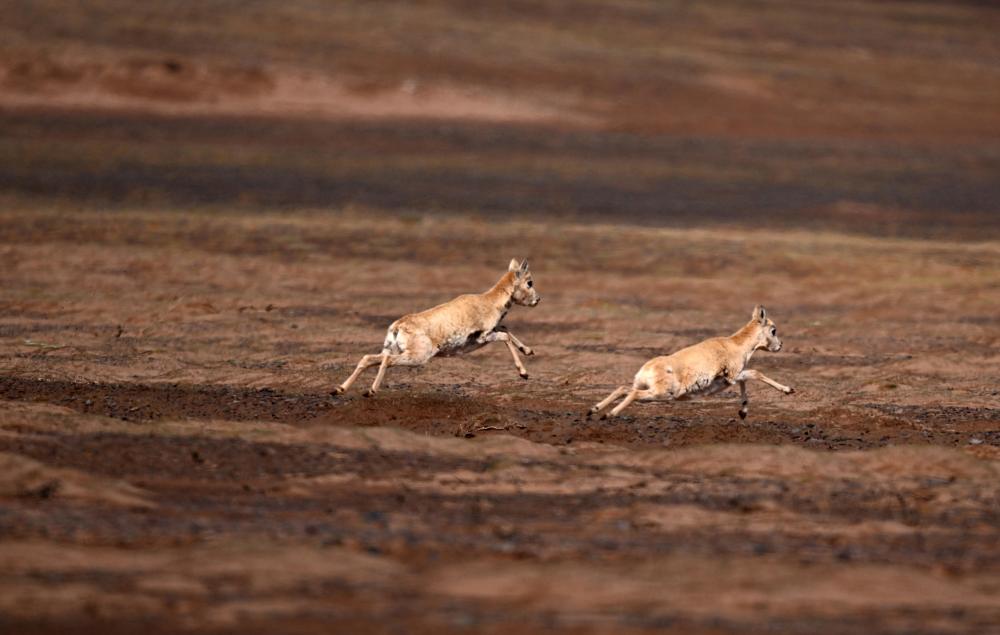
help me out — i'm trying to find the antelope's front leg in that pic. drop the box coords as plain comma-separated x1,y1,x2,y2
738,380,749,420
495,326,534,356
735,369,794,395
479,331,530,379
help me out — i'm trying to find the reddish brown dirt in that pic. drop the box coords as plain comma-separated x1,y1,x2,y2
1,210,999,635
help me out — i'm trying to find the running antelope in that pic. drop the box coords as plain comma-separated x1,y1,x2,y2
588,305,794,420
333,259,540,397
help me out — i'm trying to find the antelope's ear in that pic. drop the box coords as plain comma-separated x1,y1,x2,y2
518,259,530,276
752,305,767,324
508,258,520,272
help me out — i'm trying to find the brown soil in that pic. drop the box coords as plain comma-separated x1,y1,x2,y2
1,210,999,634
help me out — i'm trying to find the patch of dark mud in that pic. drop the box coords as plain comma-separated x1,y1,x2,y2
861,403,1000,425
320,388,497,437
0,375,498,437
0,432,486,484
0,376,334,424
502,401,992,451
1,377,994,452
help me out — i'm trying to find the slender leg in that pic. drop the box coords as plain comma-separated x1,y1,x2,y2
333,353,382,395
738,380,749,420
502,339,530,379
496,326,534,356
479,331,530,379
735,369,794,394
364,353,393,397
589,385,629,417
606,388,643,419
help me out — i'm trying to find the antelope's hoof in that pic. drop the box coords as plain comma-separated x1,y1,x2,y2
362,388,377,398
519,371,529,380
786,387,795,395
523,348,535,356
586,410,595,419
738,409,747,420
331,386,345,396
599,412,610,421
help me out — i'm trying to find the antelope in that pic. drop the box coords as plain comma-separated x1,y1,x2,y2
333,259,540,397
588,305,794,420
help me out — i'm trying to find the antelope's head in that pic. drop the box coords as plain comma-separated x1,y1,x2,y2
508,259,539,307
751,305,782,352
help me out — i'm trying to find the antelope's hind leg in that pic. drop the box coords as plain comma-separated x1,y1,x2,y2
365,352,411,397
363,335,436,397
362,353,389,397
605,385,659,419
588,385,629,418
606,388,641,419
333,353,383,395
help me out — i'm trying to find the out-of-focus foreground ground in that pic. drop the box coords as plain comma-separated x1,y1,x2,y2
1,2,999,634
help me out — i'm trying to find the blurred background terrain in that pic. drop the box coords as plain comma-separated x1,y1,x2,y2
2,0,999,237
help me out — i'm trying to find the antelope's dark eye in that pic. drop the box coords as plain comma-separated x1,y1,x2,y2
527,280,533,287
771,327,777,336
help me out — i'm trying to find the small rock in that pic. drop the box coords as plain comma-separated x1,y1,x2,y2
969,438,984,445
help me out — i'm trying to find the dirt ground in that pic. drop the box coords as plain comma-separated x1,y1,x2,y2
2,1,1000,633
1,209,999,634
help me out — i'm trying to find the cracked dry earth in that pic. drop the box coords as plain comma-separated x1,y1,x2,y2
1,209,1000,634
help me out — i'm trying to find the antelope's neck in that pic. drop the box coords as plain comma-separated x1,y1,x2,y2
730,322,762,367
484,272,516,323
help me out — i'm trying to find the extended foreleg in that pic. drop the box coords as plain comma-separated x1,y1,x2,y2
479,330,531,379
504,339,530,379
495,326,534,356
738,380,748,420
735,369,794,395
